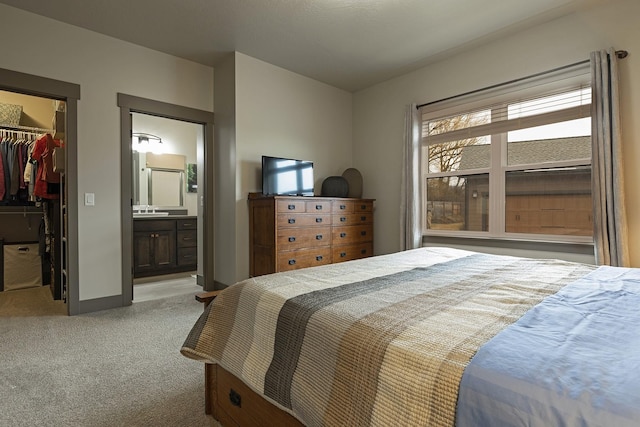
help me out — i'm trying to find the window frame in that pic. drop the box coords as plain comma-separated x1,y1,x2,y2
420,64,593,244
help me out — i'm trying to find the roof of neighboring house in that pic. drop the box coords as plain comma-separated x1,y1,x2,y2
458,136,591,170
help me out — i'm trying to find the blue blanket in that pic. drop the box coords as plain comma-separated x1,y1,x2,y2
456,266,640,427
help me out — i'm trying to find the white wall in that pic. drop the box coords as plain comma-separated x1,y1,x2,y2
231,53,353,282
0,4,214,301
353,0,640,267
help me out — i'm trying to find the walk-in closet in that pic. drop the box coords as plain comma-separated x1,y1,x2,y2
0,90,67,316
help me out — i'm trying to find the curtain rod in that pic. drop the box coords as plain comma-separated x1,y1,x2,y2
416,50,628,110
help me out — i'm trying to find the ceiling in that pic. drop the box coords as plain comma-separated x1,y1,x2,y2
0,0,603,92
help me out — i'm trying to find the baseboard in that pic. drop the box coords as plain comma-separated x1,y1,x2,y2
214,280,228,290
76,279,227,315
76,294,124,314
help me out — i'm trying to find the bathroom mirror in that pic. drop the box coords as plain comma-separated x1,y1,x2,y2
133,151,185,208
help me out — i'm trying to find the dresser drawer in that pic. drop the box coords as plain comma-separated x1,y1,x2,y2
177,230,198,248
332,242,373,263
277,227,331,250
276,199,306,213
332,212,373,226
354,200,374,213
277,247,332,271
277,213,331,228
305,200,331,213
332,224,373,245
332,200,354,214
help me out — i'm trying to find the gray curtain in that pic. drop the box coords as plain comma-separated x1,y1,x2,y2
400,104,421,250
591,48,629,266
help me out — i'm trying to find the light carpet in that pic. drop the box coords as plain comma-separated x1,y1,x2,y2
0,286,67,317
0,291,214,426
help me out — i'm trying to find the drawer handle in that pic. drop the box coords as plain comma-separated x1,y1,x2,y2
288,204,296,210
360,231,367,236
340,252,347,258
288,259,296,265
361,216,366,221
361,205,367,210
316,235,323,240
340,232,346,238
340,217,346,222
229,389,242,407
288,218,296,224
182,254,195,259
288,237,296,242
182,237,193,241
316,255,323,261
361,249,367,254
339,204,346,210
316,205,323,210
182,223,193,227
315,217,323,223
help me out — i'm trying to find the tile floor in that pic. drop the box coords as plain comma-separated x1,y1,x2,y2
133,272,202,303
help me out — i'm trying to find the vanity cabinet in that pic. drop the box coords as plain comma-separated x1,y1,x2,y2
248,193,374,277
176,218,198,267
133,217,197,278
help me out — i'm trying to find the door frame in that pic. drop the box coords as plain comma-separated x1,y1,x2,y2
117,94,215,305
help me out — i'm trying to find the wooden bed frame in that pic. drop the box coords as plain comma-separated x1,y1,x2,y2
196,291,304,427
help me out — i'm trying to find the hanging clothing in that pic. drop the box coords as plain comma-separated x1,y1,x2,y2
0,145,4,200
9,142,20,196
0,132,38,203
31,133,62,200
23,140,37,201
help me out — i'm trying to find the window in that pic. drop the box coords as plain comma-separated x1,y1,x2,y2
420,70,592,243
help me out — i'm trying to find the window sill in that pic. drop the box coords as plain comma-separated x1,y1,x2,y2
422,234,595,262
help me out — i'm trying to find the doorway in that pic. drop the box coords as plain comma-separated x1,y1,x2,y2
0,68,80,316
0,90,65,311
130,113,201,301
118,94,215,306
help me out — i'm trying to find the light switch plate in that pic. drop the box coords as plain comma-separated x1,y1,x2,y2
85,193,95,206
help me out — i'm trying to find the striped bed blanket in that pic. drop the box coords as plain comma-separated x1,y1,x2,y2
181,247,595,426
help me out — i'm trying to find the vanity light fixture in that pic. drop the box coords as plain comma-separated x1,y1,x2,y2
132,132,163,153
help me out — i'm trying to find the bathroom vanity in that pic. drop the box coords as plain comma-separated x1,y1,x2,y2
133,216,197,278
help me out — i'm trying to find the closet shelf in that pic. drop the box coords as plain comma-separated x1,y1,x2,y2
0,124,53,133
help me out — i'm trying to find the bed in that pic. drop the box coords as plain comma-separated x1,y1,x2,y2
181,247,640,426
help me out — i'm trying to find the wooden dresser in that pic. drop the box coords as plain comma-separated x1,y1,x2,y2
248,193,374,277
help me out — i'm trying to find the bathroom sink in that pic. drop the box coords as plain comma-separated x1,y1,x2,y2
133,212,170,218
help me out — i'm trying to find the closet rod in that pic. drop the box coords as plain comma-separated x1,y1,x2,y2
416,50,629,110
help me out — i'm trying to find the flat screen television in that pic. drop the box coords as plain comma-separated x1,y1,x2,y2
262,155,314,196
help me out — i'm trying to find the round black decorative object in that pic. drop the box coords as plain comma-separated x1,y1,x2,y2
321,176,349,197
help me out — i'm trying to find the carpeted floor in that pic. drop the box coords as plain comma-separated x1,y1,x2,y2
0,286,67,317
0,291,215,426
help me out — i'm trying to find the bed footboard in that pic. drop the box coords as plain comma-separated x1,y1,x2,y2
196,291,304,426
206,364,304,427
